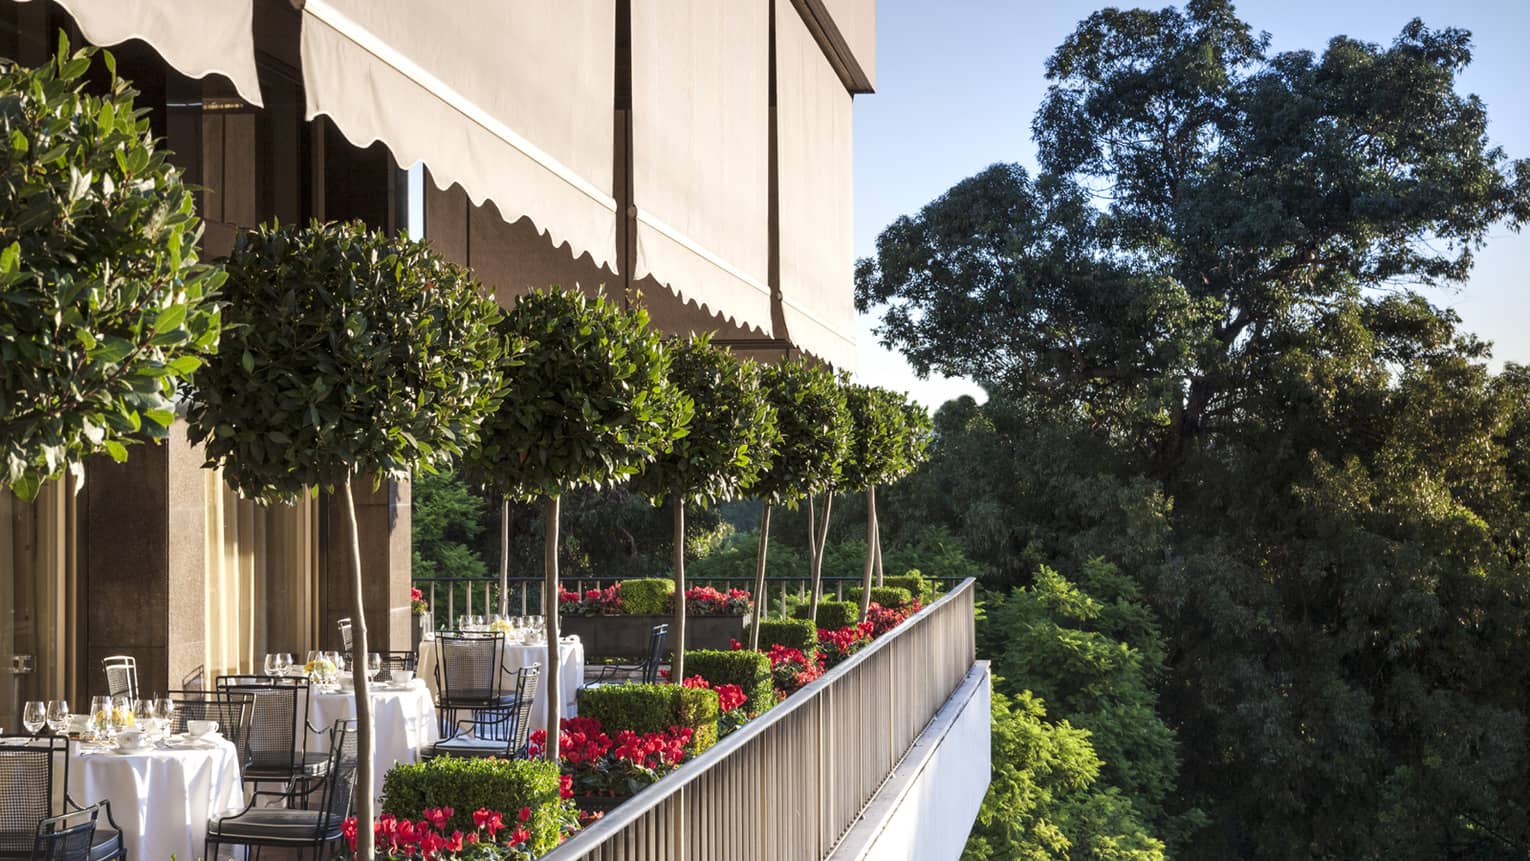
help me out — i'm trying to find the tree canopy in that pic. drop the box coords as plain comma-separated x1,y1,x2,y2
751,359,848,506
0,39,221,499
859,2,1530,858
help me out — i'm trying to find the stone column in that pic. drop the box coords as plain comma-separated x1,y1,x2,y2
81,423,208,697
318,476,412,654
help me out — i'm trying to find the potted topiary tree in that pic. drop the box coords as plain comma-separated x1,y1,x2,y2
185,221,505,861
630,336,777,682
746,360,848,649
470,288,688,759
1,39,220,500
842,385,907,617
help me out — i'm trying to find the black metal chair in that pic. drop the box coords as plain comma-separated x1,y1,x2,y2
214,676,328,799
432,633,516,738
99,657,137,701
205,720,358,861
377,651,417,673
29,805,99,861
0,735,124,861
584,623,668,687
166,689,255,772
425,664,540,760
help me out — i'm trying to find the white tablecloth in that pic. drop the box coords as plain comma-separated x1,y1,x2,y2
307,679,438,801
69,737,244,861
417,636,584,730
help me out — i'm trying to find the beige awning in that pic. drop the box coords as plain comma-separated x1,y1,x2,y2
630,0,772,338
40,0,263,106
775,1,858,371
300,0,618,272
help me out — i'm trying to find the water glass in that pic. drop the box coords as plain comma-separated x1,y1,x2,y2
110,695,134,733
263,653,280,676
279,653,295,674
46,700,69,734
88,695,113,740
21,701,45,735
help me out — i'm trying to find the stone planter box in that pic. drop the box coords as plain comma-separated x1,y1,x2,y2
561,613,749,659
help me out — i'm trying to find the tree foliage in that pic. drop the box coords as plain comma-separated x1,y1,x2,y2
186,221,504,500
751,359,849,506
473,289,689,501
841,385,906,492
0,39,221,499
630,336,777,507
859,3,1530,858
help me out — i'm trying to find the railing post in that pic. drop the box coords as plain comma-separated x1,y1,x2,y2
447,584,455,626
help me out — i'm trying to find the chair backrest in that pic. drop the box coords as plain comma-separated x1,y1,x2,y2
435,634,504,705
100,656,137,700
379,650,417,672
319,720,360,822
337,618,353,652
29,804,98,861
508,664,541,757
215,676,311,771
642,624,670,685
0,735,68,858
167,689,255,767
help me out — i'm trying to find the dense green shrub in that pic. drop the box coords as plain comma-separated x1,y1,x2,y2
884,571,935,604
577,683,719,754
382,756,569,851
620,578,674,615
793,600,861,630
847,586,914,610
748,618,818,656
683,649,775,714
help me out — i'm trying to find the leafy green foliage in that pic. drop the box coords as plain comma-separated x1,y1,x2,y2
963,690,1166,861
630,336,777,507
0,39,221,499
846,586,913,610
473,289,689,501
840,384,906,492
682,649,775,715
617,578,674,615
381,755,569,850
861,4,1530,857
412,467,491,581
792,600,860,630
750,359,849,505
882,572,935,605
746,618,818,656
576,683,719,754
186,221,504,499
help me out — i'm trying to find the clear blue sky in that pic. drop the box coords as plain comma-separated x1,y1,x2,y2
852,0,1530,409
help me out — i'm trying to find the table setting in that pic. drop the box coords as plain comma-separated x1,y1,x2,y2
9,694,244,861
416,614,586,728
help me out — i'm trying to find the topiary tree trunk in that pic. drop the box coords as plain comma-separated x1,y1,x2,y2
542,495,562,760
808,492,833,620
859,485,878,616
748,501,773,650
671,496,687,683
500,499,511,617
339,476,376,861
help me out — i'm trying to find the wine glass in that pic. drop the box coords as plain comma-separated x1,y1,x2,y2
263,653,280,677
110,695,134,733
306,650,320,667
133,698,155,737
367,652,382,681
46,700,69,735
278,653,295,674
21,701,45,735
88,695,113,741
154,697,175,738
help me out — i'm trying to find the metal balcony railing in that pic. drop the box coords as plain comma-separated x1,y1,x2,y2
411,574,966,627
535,578,979,861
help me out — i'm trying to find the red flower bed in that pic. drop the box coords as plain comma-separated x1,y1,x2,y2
529,716,693,797
818,619,875,668
765,644,823,697
558,584,622,617
681,585,752,617
682,674,749,735
340,805,557,861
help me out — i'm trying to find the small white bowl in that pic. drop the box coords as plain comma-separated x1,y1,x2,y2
186,719,219,739
114,730,147,752
390,669,415,685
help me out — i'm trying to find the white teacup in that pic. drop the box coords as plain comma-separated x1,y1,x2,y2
390,669,415,685
186,719,218,739
114,730,147,751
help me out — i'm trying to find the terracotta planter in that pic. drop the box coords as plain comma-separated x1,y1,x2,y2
561,613,749,659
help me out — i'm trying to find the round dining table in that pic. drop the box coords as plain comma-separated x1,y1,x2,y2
307,678,438,800
416,635,585,730
68,735,244,861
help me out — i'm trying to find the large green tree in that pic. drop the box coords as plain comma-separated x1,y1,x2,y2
858,2,1530,857
0,40,221,499
470,288,689,757
187,221,505,861
630,336,776,682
